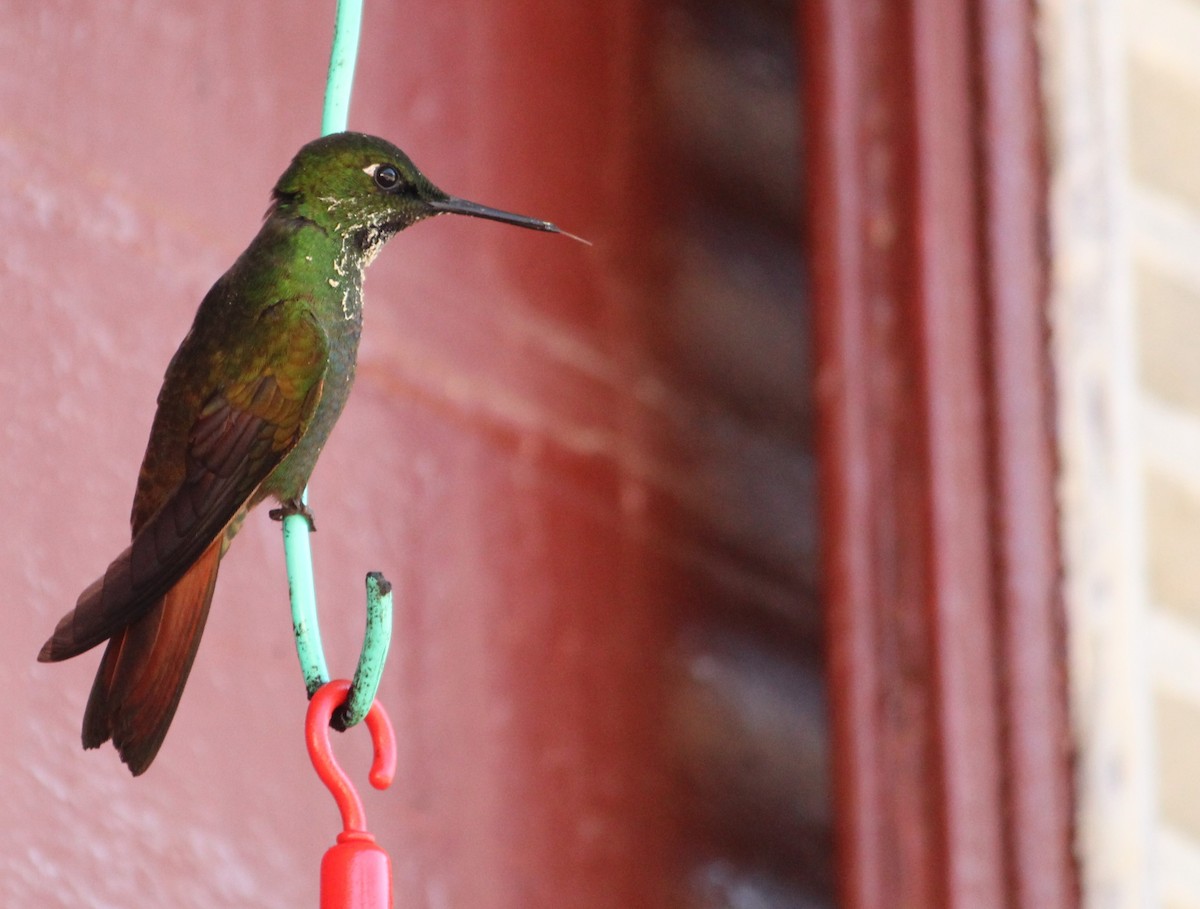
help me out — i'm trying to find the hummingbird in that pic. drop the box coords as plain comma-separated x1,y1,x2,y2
39,131,573,775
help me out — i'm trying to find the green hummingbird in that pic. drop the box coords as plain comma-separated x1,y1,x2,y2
39,131,572,775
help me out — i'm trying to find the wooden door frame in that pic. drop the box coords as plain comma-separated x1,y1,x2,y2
798,1,1078,907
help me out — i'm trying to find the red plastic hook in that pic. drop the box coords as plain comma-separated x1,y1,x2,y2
306,679,397,908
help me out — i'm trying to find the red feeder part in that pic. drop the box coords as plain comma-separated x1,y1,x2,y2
306,679,397,909
321,832,392,909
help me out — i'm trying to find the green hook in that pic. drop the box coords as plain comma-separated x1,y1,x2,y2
281,0,391,726
337,573,394,729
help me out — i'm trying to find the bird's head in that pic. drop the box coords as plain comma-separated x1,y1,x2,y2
269,132,576,260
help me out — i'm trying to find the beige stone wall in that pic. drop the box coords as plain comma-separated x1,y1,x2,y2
1043,0,1155,904
1046,0,1200,904
1130,1,1200,905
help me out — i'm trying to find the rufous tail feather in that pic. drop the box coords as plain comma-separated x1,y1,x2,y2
81,538,222,775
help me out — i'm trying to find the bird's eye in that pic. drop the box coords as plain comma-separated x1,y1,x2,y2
373,164,400,190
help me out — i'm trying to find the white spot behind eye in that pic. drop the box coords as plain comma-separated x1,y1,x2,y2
362,164,379,177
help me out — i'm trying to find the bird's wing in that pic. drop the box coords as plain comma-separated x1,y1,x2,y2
39,305,328,662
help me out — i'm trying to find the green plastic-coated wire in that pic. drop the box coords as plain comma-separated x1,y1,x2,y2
283,0,394,723
282,490,327,697
321,0,364,136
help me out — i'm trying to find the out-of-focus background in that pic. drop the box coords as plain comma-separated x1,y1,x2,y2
4,1,1200,907
1112,0,1200,905
0,3,820,907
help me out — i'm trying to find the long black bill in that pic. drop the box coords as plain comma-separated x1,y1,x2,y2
428,195,589,244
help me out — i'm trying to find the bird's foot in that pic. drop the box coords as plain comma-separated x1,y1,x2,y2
269,499,317,532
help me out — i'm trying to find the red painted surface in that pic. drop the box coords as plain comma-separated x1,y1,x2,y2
3,3,821,908
800,1,1077,907
975,3,1078,908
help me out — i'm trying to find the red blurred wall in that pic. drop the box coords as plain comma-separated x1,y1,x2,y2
1,2,821,908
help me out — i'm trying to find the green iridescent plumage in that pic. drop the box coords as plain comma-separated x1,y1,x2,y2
39,132,566,775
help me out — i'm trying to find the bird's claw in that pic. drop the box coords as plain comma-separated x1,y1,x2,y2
269,500,317,532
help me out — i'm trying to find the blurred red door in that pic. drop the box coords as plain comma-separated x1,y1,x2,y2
802,1,1078,907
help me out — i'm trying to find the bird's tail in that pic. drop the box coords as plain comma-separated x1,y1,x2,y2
81,537,223,775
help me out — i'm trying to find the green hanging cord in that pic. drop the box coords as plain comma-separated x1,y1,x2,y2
282,489,327,697
283,0,394,728
321,0,364,136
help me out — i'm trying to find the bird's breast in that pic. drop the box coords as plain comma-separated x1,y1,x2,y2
262,295,363,502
